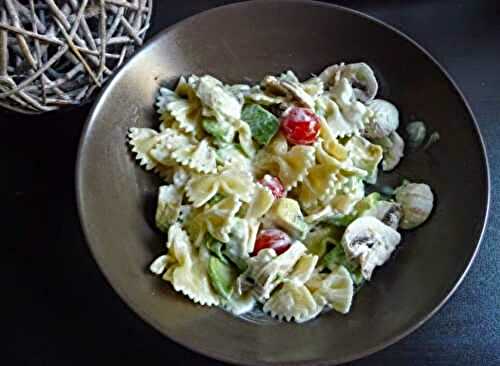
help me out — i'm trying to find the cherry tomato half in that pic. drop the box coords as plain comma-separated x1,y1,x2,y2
253,229,292,256
258,175,285,199
280,107,321,145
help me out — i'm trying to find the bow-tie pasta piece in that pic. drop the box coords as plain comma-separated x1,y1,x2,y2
202,196,242,243
149,128,192,166
287,254,319,285
161,224,220,306
306,265,354,314
186,168,255,208
255,134,316,191
263,282,322,323
343,135,383,184
171,139,218,174
128,128,160,171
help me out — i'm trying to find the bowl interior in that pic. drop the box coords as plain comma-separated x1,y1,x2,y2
77,1,488,365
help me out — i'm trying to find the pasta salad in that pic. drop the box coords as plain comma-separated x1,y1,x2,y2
128,63,434,323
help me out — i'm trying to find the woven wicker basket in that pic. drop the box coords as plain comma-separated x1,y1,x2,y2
0,0,153,114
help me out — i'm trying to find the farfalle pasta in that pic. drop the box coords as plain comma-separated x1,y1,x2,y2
161,224,220,306
263,282,321,323
186,167,254,207
129,62,435,323
255,133,316,191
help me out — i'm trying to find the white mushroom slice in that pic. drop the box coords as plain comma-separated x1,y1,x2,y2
341,217,401,280
374,131,405,171
262,75,315,109
365,99,400,139
395,182,434,229
361,201,402,229
319,62,378,102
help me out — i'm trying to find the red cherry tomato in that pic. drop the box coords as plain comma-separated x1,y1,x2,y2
280,107,321,145
258,175,285,199
253,229,292,256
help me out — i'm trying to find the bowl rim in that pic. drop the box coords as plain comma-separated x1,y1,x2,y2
76,1,491,365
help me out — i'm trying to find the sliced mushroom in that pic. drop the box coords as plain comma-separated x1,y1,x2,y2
395,182,434,229
374,131,405,171
262,75,315,109
361,201,402,229
319,62,378,102
365,99,400,139
341,216,401,280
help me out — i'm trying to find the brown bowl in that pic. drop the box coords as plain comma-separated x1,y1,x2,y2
76,1,489,365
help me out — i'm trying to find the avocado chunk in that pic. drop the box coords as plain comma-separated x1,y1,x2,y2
270,198,309,239
322,245,364,286
205,234,228,264
329,192,381,227
202,117,234,143
241,104,280,145
208,256,238,300
304,225,343,257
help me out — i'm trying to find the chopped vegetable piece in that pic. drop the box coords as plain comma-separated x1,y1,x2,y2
328,193,381,227
280,107,320,145
270,198,309,238
304,225,343,257
224,219,250,272
355,192,381,212
205,235,228,264
406,121,426,149
322,246,364,287
202,118,234,143
379,185,395,197
208,193,225,206
253,229,292,256
155,185,182,233
423,131,440,151
241,104,280,145
258,174,285,199
208,256,238,300
351,269,365,288
223,250,248,272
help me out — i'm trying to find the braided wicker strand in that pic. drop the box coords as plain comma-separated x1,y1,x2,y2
0,0,152,114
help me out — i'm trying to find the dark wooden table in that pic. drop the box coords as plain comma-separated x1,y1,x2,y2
4,1,499,365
